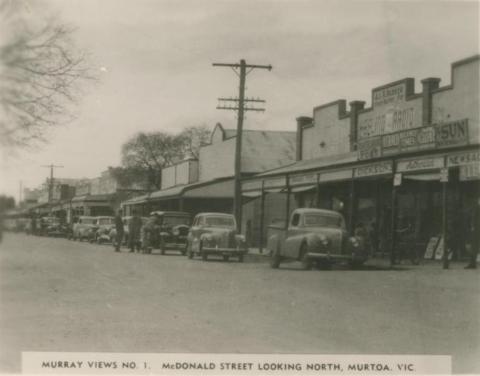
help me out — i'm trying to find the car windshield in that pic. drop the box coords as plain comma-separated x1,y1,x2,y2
304,214,344,228
204,216,235,228
98,218,114,225
163,216,190,226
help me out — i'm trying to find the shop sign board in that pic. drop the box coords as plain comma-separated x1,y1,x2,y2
396,156,444,173
289,172,317,186
460,164,480,181
447,150,480,167
357,137,382,160
435,119,469,148
354,161,393,178
319,169,352,183
242,179,262,192
382,126,436,156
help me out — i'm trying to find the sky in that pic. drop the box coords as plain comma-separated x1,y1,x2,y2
0,0,479,201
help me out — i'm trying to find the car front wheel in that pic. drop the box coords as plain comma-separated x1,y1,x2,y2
300,244,312,270
270,249,281,269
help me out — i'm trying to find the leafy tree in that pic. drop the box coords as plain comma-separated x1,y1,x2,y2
178,125,211,159
114,126,211,191
0,1,96,149
120,131,185,190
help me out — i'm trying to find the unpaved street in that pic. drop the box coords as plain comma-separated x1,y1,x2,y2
0,233,479,373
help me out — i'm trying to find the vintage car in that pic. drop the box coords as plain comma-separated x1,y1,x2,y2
72,216,97,241
151,211,191,255
267,208,367,270
38,216,68,237
186,212,248,262
91,216,115,243
108,216,149,246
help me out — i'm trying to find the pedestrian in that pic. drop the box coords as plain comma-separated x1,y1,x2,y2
114,209,124,252
31,214,37,236
465,197,480,269
128,210,142,253
142,213,160,254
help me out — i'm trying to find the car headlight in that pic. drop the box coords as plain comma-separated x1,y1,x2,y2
318,234,329,247
172,229,180,236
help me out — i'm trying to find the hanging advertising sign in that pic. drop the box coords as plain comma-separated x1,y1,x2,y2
289,172,317,186
393,173,402,186
354,161,393,178
440,168,449,182
435,119,469,148
396,156,444,172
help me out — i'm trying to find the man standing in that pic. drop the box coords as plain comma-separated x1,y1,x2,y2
128,210,143,253
465,197,480,269
114,209,124,252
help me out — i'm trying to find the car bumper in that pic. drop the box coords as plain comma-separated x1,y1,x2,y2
163,242,186,250
203,247,248,255
306,251,367,262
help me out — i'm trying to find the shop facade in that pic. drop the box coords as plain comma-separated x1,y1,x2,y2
242,55,479,264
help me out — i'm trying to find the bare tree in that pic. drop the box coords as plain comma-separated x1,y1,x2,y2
0,1,96,149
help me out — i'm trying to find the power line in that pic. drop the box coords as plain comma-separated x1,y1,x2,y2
41,164,64,202
212,59,272,232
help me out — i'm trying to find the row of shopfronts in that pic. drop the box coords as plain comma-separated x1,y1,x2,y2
241,54,480,261
16,55,479,263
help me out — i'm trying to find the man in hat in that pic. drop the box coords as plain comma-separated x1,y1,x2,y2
113,209,124,252
128,210,143,253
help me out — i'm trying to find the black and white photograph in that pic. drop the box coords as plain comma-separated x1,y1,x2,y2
0,0,479,374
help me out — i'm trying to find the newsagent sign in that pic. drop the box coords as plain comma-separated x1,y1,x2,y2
358,119,469,160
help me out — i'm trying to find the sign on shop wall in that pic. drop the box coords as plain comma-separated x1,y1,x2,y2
358,119,470,160
358,81,420,140
460,164,480,181
447,150,480,167
396,156,444,172
354,161,392,178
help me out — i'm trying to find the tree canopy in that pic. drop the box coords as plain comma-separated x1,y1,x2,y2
113,125,211,190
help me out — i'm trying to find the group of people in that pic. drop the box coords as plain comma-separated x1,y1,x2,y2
112,210,162,253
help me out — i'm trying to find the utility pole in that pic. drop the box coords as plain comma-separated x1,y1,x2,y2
41,164,64,202
213,59,272,232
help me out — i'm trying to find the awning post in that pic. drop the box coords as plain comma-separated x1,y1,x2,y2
442,178,449,269
285,175,291,230
259,181,265,254
390,185,397,267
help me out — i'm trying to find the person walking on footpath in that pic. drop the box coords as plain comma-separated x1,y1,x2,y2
465,197,480,269
128,210,142,253
114,209,124,252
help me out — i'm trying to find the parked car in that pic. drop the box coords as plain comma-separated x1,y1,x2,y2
186,212,248,262
267,208,367,270
72,216,97,241
151,211,191,255
38,216,67,237
92,216,115,243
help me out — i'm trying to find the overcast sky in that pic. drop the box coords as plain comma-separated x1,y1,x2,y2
0,0,478,201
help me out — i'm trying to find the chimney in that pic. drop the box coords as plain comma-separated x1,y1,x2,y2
421,78,441,125
296,116,313,161
349,101,365,151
